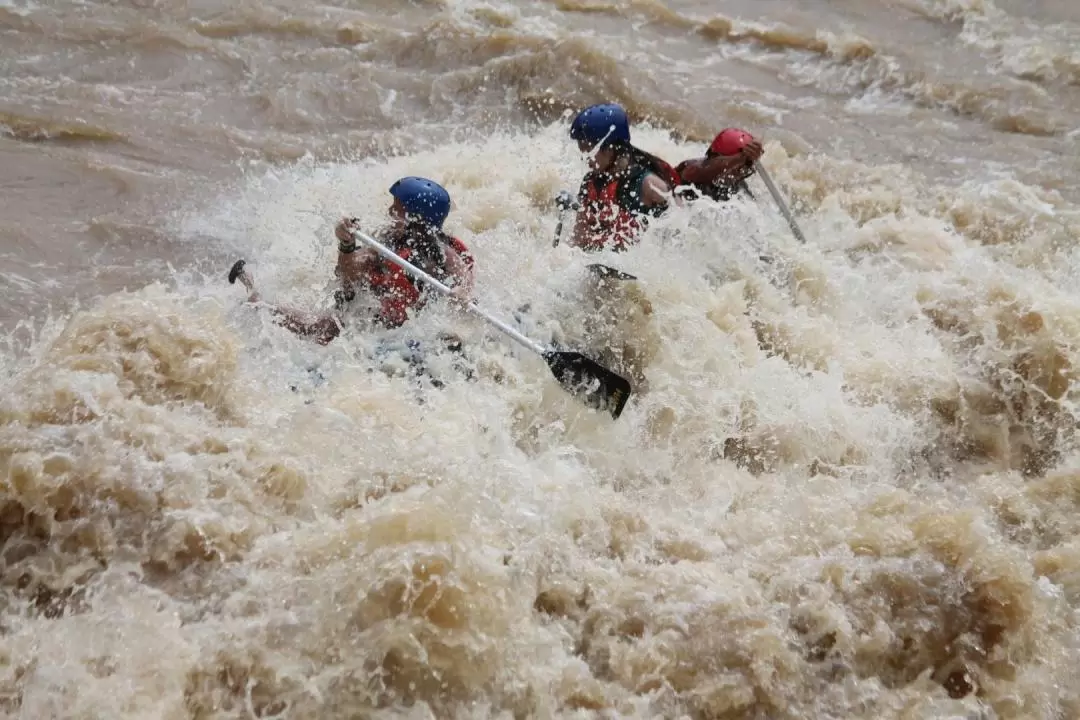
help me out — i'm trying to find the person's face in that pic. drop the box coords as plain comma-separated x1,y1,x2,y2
389,198,407,228
578,140,615,171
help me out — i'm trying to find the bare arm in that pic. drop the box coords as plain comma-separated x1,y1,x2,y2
641,173,672,209
444,245,474,300
679,141,763,187
335,247,376,287
334,217,377,288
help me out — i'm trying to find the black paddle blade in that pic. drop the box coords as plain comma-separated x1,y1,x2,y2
228,259,246,284
586,264,637,281
542,350,632,420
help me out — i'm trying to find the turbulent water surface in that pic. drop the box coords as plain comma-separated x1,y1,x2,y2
2,0,1080,717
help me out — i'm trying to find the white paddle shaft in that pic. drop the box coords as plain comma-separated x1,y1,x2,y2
347,227,547,356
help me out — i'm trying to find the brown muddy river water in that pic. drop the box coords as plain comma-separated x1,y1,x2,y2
1,0,1079,717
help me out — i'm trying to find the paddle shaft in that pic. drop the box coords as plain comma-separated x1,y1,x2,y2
347,228,548,357
754,162,807,244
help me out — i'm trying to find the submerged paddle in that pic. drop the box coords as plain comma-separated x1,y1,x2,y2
585,263,637,281
347,228,633,420
551,191,638,281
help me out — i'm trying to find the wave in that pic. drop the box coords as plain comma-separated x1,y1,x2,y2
0,111,126,145
1,125,1079,716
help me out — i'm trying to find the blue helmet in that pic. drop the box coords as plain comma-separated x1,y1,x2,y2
389,176,451,229
569,103,631,149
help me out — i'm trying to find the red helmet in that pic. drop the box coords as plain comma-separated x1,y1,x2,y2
709,128,754,156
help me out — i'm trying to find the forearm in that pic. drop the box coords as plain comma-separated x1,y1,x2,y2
445,251,474,297
335,247,374,288
334,217,375,279
685,156,749,186
641,174,672,209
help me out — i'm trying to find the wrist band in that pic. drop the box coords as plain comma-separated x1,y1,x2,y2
339,218,361,253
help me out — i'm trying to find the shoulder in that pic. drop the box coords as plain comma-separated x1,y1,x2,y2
615,169,661,211
622,164,652,188
674,158,704,183
579,170,603,192
446,235,475,265
639,173,673,208
674,158,698,176
648,165,677,190
630,168,672,197
655,158,681,188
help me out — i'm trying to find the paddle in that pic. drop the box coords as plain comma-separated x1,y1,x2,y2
552,191,575,248
585,263,637,281
551,191,638,281
754,162,807,245
347,228,633,420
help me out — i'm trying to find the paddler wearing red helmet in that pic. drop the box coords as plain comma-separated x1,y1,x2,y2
676,128,764,203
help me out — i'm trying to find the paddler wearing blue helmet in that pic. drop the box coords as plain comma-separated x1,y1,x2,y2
228,176,475,345
566,103,681,252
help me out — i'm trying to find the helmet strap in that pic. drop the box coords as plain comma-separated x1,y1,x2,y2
582,125,618,162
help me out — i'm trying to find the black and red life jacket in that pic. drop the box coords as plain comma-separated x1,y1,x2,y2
362,228,473,328
574,159,680,252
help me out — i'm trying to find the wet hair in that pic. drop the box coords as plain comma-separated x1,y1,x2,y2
397,220,449,278
609,140,679,188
